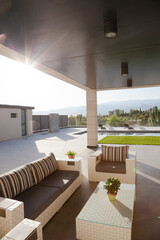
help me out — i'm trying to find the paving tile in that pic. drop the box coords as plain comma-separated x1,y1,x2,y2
148,185,160,215
148,215,160,240
133,213,160,240
132,213,150,240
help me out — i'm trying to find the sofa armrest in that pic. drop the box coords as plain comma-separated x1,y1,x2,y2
88,151,102,181
56,158,82,174
90,150,102,166
126,151,136,183
126,151,136,169
90,150,102,158
0,198,24,239
1,218,42,240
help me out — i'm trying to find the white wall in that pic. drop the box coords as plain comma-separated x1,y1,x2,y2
0,108,21,141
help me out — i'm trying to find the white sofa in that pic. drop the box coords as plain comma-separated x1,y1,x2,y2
0,154,82,238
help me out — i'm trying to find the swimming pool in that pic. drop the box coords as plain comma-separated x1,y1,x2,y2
98,132,160,136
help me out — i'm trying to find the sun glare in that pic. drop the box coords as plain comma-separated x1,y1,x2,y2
2,54,160,114
0,55,86,112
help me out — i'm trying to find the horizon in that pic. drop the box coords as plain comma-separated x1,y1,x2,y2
33,98,160,117
1,55,160,112
33,98,160,113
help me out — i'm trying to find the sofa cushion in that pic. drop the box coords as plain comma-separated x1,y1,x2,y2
15,186,61,220
30,153,57,184
101,145,129,162
0,165,34,198
38,170,79,193
96,161,126,174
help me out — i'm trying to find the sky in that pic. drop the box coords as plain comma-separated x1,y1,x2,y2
97,87,160,104
0,55,86,111
0,54,160,112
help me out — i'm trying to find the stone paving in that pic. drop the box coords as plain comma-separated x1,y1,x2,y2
0,127,160,175
0,128,91,174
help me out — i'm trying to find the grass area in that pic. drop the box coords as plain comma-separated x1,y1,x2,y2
98,136,160,145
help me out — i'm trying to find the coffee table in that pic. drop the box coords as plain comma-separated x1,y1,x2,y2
76,182,135,240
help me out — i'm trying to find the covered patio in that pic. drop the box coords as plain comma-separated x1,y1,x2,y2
0,0,160,239
0,0,160,149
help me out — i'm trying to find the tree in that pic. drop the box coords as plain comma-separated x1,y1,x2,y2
97,114,108,126
150,112,156,125
68,115,76,126
107,115,120,127
157,111,160,125
76,114,86,125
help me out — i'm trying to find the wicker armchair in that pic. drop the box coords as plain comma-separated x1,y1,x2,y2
88,145,136,184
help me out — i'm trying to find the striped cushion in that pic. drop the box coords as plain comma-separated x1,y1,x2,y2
0,175,13,198
0,165,34,198
30,153,57,184
101,145,129,162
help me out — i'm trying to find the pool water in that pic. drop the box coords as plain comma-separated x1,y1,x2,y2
99,132,160,136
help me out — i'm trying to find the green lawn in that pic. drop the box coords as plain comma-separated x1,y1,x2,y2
98,136,160,145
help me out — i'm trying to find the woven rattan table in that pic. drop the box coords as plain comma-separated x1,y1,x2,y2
76,182,135,240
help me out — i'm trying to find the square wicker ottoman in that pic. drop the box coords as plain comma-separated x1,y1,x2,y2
76,182,135,240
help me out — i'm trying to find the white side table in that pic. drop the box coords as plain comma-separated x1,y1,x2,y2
1,218,43,240
0,197,24,238
57,157,82,175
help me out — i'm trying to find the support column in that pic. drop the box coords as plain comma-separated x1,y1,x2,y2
26,109,33,136
86,89,98,147
49,114,59,132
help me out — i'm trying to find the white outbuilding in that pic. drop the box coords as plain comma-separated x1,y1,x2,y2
0,104,34,141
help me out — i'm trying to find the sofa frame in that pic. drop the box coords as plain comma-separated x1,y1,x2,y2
88,150,136,184
36,158,82,227
0,157,82,238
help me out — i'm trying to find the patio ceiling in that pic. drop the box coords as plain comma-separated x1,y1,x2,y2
0,0,160,90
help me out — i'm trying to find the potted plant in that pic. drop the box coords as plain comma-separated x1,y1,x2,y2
65,150,77,159
104,178,121,201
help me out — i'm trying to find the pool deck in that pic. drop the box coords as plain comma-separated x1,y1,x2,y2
99,129,160,134
0,128,91,175
74,126,160,136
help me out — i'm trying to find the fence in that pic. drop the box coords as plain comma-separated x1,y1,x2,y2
59,115,68,128
32,114,68,132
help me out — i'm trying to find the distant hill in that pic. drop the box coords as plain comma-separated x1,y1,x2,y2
33,105,86,116
98,99,160,115
33,99,160,116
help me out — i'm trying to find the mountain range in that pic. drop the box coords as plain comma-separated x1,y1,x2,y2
33,99,160,116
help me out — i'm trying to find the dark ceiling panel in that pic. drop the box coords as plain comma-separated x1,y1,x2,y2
44,46,160,89
0,0,160,89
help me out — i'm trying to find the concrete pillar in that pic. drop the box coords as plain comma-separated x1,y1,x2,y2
86,90,98,147
26,109,33,136
49,114,59,132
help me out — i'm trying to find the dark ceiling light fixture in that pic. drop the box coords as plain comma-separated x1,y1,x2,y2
121,62,128,76
104,19,117,38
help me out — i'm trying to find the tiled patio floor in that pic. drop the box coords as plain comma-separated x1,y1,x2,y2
0,128,160,239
